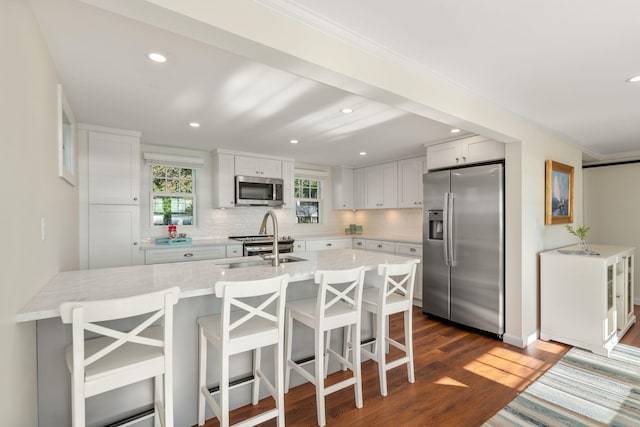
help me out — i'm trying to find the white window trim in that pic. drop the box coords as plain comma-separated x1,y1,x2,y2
150,164,198,228
294,174,323,225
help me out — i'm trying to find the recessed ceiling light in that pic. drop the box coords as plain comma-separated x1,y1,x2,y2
290,139,299,144
359,151,367,156
626,75,640,83
189,122,200,128
341,108,354,114
450,128,461,133
148,52,167,63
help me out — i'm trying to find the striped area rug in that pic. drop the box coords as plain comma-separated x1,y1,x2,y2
483,344,640,427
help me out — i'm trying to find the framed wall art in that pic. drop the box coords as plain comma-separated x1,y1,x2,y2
545,160,574,225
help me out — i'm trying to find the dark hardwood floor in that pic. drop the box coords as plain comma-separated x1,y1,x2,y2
198,305,640,427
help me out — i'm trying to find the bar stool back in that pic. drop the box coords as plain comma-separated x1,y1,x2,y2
197,274,289,427
59,286,181,427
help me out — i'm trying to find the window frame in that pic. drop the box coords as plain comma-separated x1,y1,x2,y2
294,176,323,224
150,164,197,227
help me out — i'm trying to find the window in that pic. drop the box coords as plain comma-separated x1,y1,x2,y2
294,177,321,223
152,165,195,226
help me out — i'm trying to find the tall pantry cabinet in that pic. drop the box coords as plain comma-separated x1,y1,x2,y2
79,125,142,269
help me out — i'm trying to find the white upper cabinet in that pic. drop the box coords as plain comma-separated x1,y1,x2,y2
212,152,235,208
332,166,354,210
365,162,398,209
88,130,140,204
426,135,504,171
282,160,295,208
398,156,425,208
353,168,366,210
235,155,282,178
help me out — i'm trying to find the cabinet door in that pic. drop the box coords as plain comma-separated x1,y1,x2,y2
463,137,505,164
365,165,384,208
398,157,424,208
332,167,354,210
212,153,235,208
235,156,282,178
353,168,366,209
259,158,282,178
88,131,139,204
282,161,295,208
426,141,460,171
89,204,140,268
365,162,398,209
234,156,259,177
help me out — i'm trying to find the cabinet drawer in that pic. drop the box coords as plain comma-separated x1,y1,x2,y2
305,238,352,251
353,238,366,250
293,240,306,252
365,240,395,253
225,245,243,257
145,245,227,264
395,242,422,257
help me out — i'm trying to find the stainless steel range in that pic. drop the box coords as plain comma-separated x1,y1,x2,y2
230,235,295,256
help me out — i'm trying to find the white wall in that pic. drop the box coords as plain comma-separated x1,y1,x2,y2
584,163,640,302
0,1,79,425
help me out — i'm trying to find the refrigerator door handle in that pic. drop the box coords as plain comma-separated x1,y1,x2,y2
442,193,451,266
448,193,457,267
443,192,450,266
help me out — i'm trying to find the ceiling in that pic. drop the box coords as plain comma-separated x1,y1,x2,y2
31,0,640,167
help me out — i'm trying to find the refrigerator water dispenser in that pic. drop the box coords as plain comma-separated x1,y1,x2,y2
428,210,443,240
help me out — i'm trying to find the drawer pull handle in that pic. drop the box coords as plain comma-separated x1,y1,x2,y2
357,242,363,246
377,244,383,248
410,248,416,252
326,243,332,247
184,253,194,257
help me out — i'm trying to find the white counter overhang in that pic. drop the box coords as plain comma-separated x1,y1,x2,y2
17,249,417,322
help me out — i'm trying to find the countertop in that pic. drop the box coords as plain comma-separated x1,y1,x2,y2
139,233,421,250
17,249,418,322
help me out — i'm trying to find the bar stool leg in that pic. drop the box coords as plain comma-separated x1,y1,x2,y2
377,311,388,397
284,311,293,392
197,326,207,426
315,329,326,427
405,310,415,383
252,347,261,405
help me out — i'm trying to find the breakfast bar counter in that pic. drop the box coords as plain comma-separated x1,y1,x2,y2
20,249,417,427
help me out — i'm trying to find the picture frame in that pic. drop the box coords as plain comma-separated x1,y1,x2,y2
545,160,574,225
57,84,77,186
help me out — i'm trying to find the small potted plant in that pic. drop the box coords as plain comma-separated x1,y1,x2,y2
565,224,590,252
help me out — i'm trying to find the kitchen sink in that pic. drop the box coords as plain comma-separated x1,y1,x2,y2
215,255,307,269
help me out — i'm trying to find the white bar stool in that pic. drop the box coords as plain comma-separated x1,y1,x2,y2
197,274,289,427
354,261,419,396
284,267,365,427
59,286,180,427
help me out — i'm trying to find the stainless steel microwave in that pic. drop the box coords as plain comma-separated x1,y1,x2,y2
235,176,284,206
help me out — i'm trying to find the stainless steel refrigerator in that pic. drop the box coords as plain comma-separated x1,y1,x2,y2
422,163,504,336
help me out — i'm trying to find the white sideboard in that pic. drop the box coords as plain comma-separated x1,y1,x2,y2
540,244,635,356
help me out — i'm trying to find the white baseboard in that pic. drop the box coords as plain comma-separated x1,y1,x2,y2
503,330,538,348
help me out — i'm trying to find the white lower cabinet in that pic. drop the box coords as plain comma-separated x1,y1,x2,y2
88,205,141,269
144,245,228,265
305,238,353,251
540,244,636,356
226,244,243,258
293,240,306,252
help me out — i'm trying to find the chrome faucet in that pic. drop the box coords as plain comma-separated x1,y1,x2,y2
259,210,279,266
